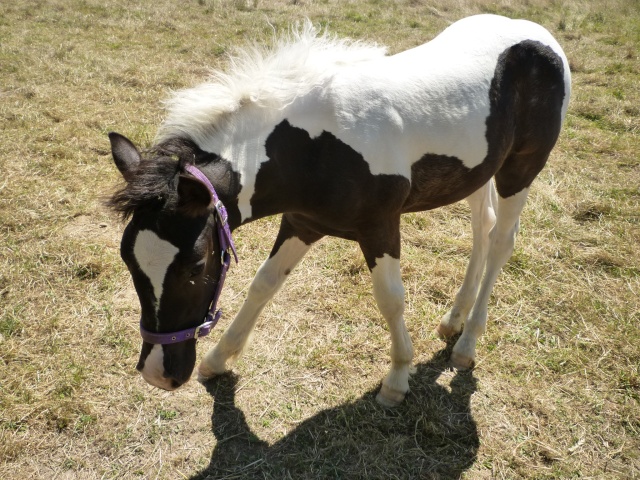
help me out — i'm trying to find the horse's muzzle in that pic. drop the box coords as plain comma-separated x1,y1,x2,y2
136,343,193,391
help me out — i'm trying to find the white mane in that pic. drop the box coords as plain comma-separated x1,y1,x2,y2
156,21,386,145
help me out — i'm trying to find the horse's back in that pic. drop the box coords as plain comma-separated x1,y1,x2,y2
287,15,569,200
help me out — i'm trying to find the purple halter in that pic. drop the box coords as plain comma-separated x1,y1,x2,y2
139,164,238,345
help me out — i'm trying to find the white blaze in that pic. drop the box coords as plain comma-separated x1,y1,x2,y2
133,229,179,320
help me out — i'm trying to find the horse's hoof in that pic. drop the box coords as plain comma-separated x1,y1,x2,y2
376,384,407,408
196,362,227,384
449,350,475,370
435,323,459,340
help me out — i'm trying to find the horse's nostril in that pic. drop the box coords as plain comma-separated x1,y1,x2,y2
162,371,190,390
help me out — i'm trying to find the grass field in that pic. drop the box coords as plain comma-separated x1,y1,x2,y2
1,0,639,478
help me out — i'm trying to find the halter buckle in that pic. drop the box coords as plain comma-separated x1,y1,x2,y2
214,200,227,226
194,324,203,339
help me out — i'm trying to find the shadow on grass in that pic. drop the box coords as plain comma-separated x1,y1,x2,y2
192,342,478,479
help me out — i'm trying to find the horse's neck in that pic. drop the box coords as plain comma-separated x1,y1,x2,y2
197,138,285,229
206,110,295,226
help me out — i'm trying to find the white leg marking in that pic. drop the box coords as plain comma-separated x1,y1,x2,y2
133,230,179,320
371,254,413,407
438,182,496,337
199,237,312,380
452,188,530,369
140,344,175,391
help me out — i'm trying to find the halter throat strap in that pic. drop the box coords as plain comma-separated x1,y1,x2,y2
139,164,238,345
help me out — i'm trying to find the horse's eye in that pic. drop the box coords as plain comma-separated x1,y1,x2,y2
189,263,205,278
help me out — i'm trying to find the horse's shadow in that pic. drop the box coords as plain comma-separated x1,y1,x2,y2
191,342,479,479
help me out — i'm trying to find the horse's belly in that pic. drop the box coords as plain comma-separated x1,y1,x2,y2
402,152,496,212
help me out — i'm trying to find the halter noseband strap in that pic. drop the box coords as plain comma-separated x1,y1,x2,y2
139,164,238,345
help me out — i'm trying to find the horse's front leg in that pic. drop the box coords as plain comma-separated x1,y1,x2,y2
198,216,321,382
360,228,414,407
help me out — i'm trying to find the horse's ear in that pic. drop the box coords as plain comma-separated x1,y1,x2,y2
109,132,141,182
177,174,213,217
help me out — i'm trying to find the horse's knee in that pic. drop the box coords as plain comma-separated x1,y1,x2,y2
247,268,282,302
377,292,405,321
372,276,405,320
370,254,405,317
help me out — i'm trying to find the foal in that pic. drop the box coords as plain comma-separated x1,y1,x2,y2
109,15,570,406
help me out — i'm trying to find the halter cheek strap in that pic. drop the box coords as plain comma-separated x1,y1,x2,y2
139,164,238,345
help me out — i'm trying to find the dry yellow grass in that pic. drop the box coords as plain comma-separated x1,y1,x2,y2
1,0,638,478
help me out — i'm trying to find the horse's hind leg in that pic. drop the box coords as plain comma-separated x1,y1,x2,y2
449,187,529,369
198,215,322,381
437,181,497,339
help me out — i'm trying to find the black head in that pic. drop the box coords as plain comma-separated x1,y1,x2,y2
108,132,222,390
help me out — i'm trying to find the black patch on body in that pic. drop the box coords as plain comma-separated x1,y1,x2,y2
407,40,566,207
249,40,565,266
489,40,566,197
257,121,408,267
